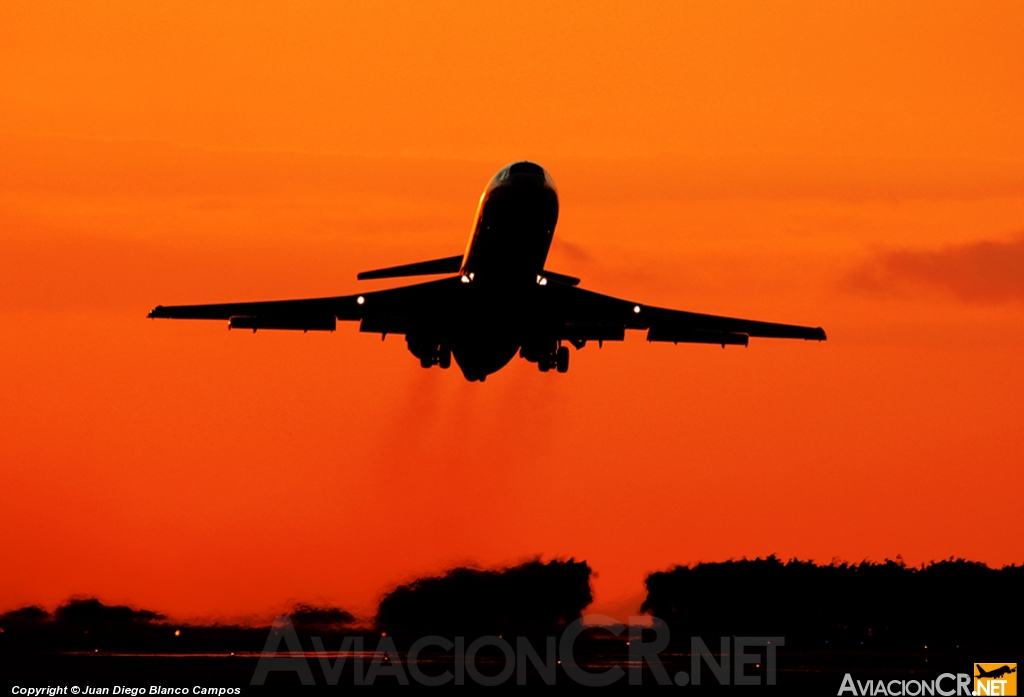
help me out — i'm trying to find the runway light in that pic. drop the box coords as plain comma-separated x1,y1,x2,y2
357,296,365,305
633,305,641,314
175,630,181,637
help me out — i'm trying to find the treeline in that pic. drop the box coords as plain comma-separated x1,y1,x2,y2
377,558,592,641
0,559,591,652
2,556,1021,652
643,556,1023,649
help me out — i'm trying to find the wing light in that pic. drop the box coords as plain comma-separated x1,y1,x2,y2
633,305,641,314
357,296,365,305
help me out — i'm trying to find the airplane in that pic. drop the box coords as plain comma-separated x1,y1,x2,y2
149,161,826,381
976,665,1016,680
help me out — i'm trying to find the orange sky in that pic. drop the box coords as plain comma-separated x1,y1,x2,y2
2,1,1023,624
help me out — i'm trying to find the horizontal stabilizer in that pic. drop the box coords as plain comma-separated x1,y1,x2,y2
541,270,581,286
357,255,463,280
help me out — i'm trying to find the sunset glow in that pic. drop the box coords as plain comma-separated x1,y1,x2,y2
2,1,1022,624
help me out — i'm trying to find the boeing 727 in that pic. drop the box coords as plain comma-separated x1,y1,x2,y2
149,161,826,381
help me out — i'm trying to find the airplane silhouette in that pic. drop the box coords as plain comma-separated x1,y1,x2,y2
976,665,1016,680
149,161,826,381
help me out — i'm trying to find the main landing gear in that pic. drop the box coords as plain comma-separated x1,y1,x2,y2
521,341,570,374
540,345,569,373
407,337,451,369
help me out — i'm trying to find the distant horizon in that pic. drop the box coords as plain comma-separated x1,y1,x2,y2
5,554,1020,627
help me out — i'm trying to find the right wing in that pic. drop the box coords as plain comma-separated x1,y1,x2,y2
148,276,463,334
541,282,825,347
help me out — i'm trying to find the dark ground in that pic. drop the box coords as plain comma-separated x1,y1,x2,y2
4,558,1019,692
0,645,1004,692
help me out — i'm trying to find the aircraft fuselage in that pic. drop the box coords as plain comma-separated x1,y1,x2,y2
435,161,561,380
462,161,559,284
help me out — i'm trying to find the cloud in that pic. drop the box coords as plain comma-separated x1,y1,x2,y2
845,234,1024,304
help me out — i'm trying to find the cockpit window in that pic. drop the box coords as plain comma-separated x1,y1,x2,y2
486,161,556,193
509,161,546,176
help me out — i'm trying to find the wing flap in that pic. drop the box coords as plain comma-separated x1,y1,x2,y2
559,323,626,342
229,315,336,332
359,316,411,335
647,325,748,346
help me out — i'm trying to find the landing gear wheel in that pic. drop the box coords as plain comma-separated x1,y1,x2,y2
538,355,551,372
556,346,569,373
439,348,451,369
420,356,433,369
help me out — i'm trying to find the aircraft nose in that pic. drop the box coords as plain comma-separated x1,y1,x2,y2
487,161,557,193
508,161,546,177
506,161,555,190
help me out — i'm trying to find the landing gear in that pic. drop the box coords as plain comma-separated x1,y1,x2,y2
556,346,569,373
521,340,571,374
408,336,451,369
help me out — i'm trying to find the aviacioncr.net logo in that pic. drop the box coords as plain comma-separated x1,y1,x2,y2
838,672,973,696
974,663,1017,696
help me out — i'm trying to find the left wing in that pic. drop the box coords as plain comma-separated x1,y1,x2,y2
148,276,463,334
541,282,825,347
